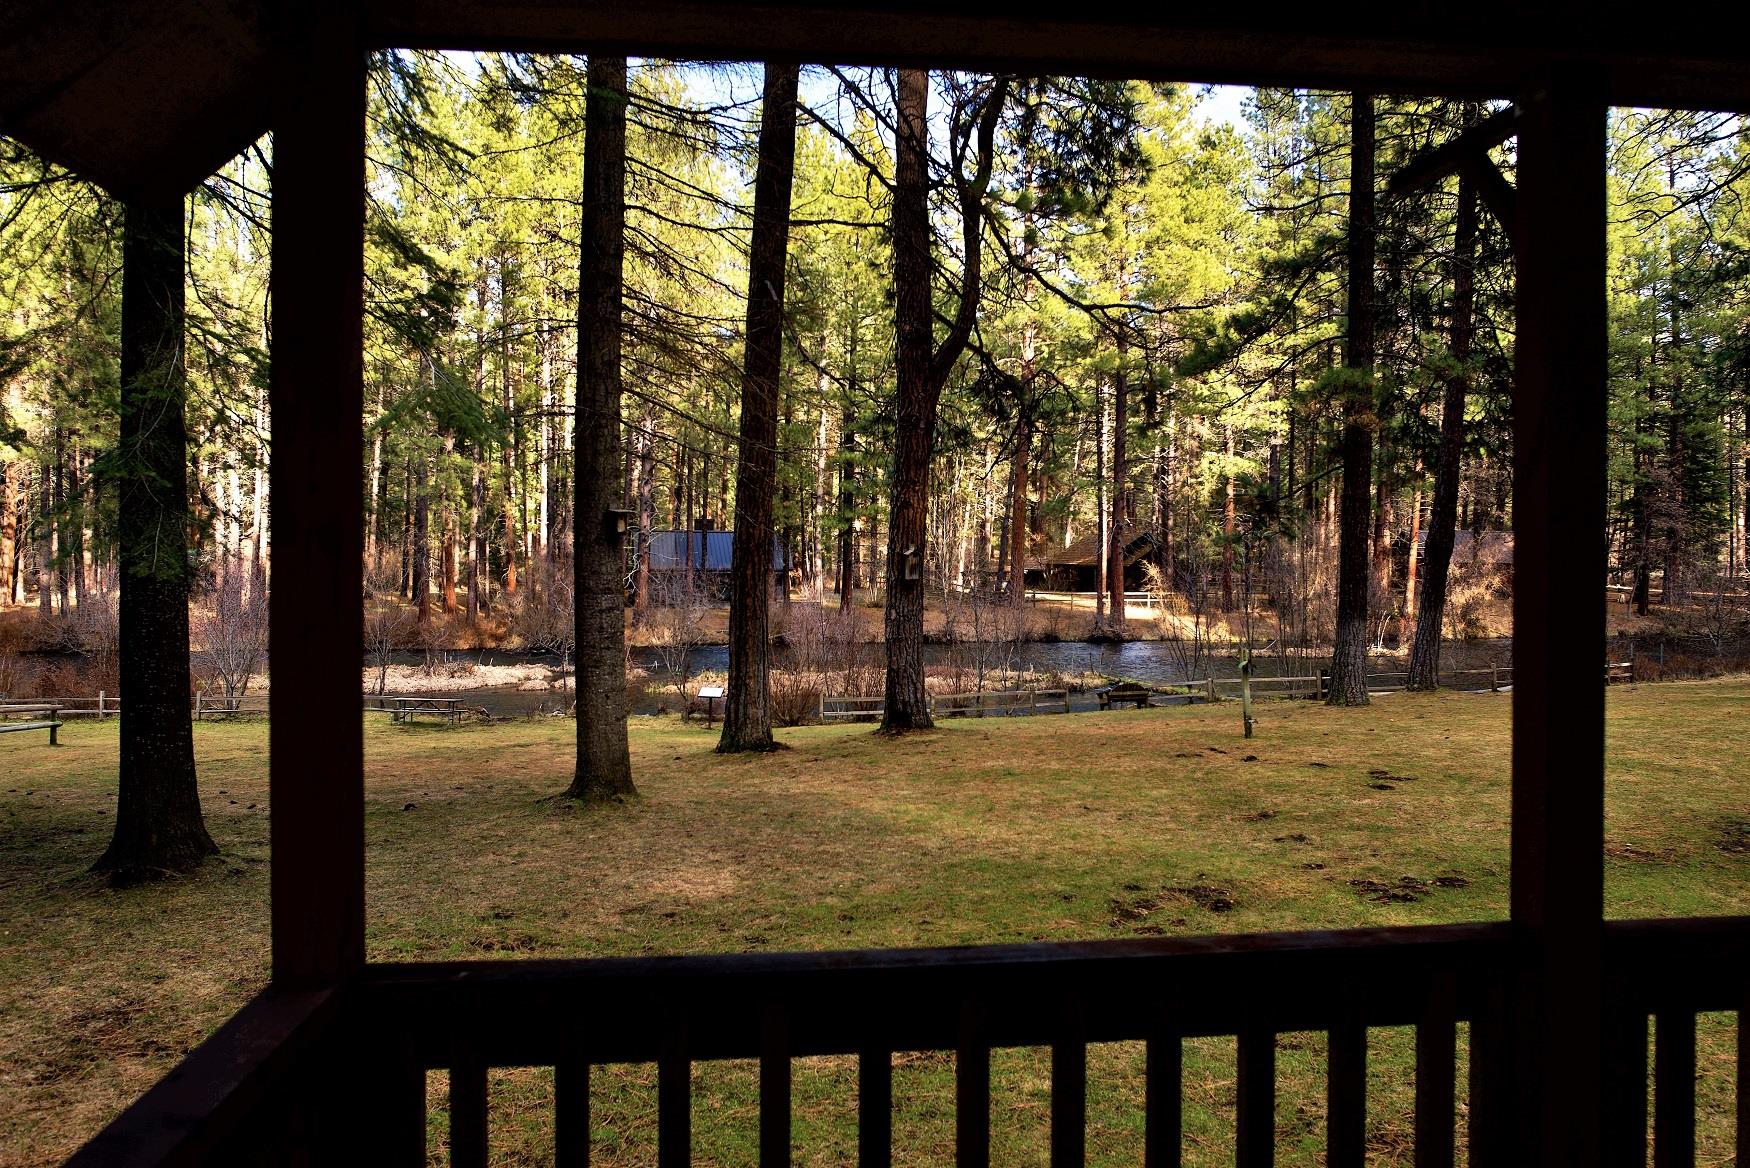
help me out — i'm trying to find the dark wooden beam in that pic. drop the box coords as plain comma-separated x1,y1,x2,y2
268,4,368,987
362,2,1750,113
1463,156,1519,247
1509,70,1608,1163
1385,105,1519,200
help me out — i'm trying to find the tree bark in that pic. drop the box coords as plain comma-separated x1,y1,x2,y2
633,406,654,623
880,70,1006,731
0,461,17,606
469,453,486,619
1408,163,1479,690
94,199,216,884
1222,424,1236,612
1328,92,1376,707
1008,416,1030,601
720,62,799,753
413,453,430,622
1109,352,1129,628
566,56,637,801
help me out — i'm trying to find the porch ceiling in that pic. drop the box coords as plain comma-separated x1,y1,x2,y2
3,1,1749,203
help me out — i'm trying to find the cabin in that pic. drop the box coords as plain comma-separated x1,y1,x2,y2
1023,531,1160,593
638,530,789,597
5,4,1747,1166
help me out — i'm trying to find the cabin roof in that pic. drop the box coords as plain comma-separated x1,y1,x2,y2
642,530,786,573
4,2,1750,203
1026,530,1158,572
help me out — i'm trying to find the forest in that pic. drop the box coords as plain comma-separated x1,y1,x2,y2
3,56,1750,734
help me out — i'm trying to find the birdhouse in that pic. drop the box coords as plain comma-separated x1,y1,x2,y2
604,508,634,544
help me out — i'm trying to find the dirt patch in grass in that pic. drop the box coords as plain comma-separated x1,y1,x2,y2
1714,821,1750,855
1107,882,1236,928
1347,873,1471,904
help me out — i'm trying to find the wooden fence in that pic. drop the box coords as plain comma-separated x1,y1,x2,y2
0,693,123,718
819,695,885,722
931,689,1070,717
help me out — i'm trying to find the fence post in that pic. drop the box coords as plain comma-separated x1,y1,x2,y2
1240,652,1255,739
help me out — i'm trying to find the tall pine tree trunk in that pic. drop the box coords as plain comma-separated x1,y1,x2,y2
882,67,938,730
1328,92,1376,707
566,56,636,801
720,62,799,753
413,454,430,622
1008,416,1030,601
1408,166,1478,691
881,71,1006,730
1109,353,1128,628
95,199,216,884
633,407,654,623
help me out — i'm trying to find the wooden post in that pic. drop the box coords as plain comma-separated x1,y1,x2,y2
1509,72,1608,1163
1239,650,1254,739
269,7,368,987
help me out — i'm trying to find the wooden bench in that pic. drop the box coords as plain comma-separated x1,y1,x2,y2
1097,682,1151,709
819,695,883,722
0,704,63,745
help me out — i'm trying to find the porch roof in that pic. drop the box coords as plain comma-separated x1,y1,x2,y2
4,1,1750,203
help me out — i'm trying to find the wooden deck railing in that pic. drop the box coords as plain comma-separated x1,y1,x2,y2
64,917,1750,1167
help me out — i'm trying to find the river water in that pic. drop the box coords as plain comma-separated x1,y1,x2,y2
400,638,1518,718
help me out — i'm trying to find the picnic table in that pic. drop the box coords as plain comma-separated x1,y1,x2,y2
381,696,463,725
1097,682,1152,710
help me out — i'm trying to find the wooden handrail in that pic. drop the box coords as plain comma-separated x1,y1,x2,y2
64,987,339,1168
359,922,1514,1066
62,916,1750,1166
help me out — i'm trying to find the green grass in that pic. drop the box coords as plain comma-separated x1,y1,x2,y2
2,680,1746,1165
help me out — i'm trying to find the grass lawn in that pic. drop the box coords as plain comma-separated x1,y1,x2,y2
2,680,1746,1165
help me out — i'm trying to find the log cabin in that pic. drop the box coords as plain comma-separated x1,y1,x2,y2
4,3,1749,1164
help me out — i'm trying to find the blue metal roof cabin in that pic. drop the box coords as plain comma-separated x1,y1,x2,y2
640,530,787,574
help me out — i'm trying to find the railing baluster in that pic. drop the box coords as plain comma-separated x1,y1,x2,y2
1654,1010,1696,1168
1603,1007,1648,1168
1144,1030,1181,1168
957,1010,990,1168
449,1062,487,1168
858,1047,892,1168
1051,1021,1086,1168
355,1048,424,1167
555,1059,589,1168
1415,976,1457,1168
1737,998,1748,1168
1236,1030,1275,1168
761,1007,791,1168
1467,982,1510,1168
659,1032,691,1168
1327,1025,1366,1168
